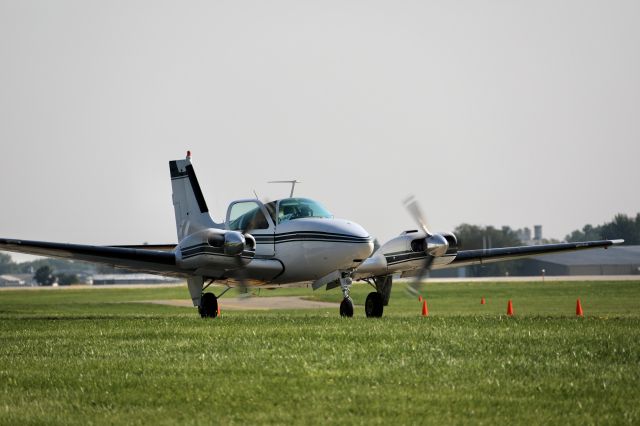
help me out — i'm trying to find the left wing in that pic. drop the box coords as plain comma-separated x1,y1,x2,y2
355,238,624,280
0,238,184,276
449,239,624,268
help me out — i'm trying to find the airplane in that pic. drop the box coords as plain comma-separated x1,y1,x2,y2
0,152,624,318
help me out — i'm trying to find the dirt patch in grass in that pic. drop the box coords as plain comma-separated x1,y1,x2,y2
143,296,338,310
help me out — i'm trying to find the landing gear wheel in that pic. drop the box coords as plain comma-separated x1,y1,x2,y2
199,292,218,318
365,292,384,318
339,298,354,317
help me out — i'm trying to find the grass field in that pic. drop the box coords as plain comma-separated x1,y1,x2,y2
1,280,639,425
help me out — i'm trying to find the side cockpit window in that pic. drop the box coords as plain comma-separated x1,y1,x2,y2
228,201,270,231
277,198,332,223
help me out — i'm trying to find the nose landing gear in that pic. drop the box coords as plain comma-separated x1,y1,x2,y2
340,297,354,317
339,273,354,317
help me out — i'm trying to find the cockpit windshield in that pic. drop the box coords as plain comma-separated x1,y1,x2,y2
268,198,333,223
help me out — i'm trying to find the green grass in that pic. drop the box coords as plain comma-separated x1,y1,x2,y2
1,281,639,425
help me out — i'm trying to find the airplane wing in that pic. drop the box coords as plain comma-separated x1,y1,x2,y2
108,244,177,251
448,239,624,268
0,238,185,276
355,238,624,280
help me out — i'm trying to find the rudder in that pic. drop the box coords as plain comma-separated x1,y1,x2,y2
169,152,221,240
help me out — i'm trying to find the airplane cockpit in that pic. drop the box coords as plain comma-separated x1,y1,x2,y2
271,198,333,223
227,198,333,231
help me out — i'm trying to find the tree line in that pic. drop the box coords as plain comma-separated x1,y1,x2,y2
565,213,640,245
452,212,638,277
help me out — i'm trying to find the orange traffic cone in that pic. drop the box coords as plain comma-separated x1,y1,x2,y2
507,299,514,316
481,297,486,305
576,298,583,317
418,295,423,302
421,300,429,317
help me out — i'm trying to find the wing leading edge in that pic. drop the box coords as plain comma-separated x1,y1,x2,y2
0,238,184,276
449,239,624,268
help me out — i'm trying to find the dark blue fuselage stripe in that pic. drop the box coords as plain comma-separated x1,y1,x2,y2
181,250,255,260
253,232,371,244
180,232,371,258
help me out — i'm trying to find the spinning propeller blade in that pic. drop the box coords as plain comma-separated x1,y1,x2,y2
403,196,432,236
234,215,259,297
403,195,440,297
406,255,434,298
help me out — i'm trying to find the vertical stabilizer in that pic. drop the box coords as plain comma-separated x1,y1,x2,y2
169,152,221,240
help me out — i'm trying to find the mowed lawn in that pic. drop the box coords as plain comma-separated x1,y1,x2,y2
0,280,639,425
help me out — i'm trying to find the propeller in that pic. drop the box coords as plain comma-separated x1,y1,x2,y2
207,228,255,297
403,196,449,298
233,208,265,297
403,195,432,236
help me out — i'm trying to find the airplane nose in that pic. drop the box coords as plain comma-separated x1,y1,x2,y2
328,219,374,260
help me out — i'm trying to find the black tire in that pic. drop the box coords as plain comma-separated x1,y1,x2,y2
365,292,384,318
199,292,218,318
339,298,354,317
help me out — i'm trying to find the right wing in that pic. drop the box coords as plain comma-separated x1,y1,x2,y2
0,238,184,276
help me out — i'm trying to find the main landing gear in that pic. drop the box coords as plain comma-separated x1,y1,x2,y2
365,292,384,317
198,292,218,318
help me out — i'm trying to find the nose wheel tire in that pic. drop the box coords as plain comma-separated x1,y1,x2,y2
199,292,218,318
339,297,354,317
365,292,384,318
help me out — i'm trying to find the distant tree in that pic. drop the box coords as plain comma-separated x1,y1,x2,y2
18,258,93,274
0,253,17,274
96,264,135,274
454,224,522,250
600,213,640,245
454,224,524,276
34,266,56,286
541,238,561,244
55,273,78,286
565,213,640,245
565,224,603,242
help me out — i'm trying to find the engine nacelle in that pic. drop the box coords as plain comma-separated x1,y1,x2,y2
176,228,255,271
440,232,458,255
356,230,459,279
410,232,458,257
207,230,256,256
426,234,449,257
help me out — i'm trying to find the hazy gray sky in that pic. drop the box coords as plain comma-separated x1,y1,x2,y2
1,0,639,260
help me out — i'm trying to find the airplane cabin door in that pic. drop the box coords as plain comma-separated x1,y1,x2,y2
226,200,275,257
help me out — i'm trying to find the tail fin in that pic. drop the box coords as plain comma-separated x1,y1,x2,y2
169,152,221,240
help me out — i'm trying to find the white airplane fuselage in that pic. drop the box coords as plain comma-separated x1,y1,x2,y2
255,217,374,284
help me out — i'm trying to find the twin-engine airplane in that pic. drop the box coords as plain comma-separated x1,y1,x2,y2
0,152,623,318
